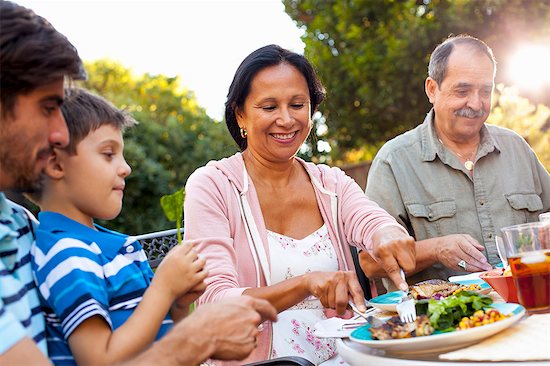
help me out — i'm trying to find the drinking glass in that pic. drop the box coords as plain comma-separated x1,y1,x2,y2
500,221,550,314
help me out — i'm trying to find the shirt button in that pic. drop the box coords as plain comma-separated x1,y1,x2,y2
126,245,134,253
428,213,433,219
488,233,493,239
479,200,485,206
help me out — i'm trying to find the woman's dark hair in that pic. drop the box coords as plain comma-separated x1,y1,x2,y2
0,0,85,117
225,44,326,151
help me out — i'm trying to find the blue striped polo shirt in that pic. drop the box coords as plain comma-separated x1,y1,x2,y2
31,212,173,365
0,193,47,356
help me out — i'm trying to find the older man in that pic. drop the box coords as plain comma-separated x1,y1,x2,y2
361,34,550,292
0,1,276,364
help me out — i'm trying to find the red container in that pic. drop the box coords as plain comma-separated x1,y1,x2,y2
479,268,519,303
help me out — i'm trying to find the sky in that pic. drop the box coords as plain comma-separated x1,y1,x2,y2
16,0,305,120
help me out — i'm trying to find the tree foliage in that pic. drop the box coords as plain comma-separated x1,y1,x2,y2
488,85,550,171
283,0,550,161
81,60,237,234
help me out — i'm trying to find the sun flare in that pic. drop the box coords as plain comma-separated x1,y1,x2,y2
507,44,550,91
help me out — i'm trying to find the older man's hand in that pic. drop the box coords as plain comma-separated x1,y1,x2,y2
434,234,492,272
201,296,277,361
371,226,416,291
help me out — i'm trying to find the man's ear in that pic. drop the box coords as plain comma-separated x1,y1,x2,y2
425,77,438,104
44,150,65,179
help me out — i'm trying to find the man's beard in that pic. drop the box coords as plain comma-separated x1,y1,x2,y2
0,152,44,193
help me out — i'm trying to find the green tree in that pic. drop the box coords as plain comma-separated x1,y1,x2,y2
81,60,237,234
283,0,550,162
488,85,550,171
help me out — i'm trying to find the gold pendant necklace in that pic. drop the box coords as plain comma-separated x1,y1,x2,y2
438,138,477,171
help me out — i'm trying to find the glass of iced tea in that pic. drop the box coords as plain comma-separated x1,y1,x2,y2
500,221,550,314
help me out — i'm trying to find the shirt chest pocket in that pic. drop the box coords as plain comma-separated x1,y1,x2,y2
505,193,543,222
406,200,458,239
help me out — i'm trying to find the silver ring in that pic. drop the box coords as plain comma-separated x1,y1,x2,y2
458,260,467,270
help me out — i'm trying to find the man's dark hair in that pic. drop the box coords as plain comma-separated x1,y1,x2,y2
225,44,326,151
0,0,85,117
428,34,496,87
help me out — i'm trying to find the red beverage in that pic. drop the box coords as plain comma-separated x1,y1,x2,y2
508,250,550,313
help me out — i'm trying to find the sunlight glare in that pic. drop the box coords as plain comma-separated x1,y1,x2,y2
507,44,550,92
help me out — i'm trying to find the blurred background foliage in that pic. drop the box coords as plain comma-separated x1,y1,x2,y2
82,60,237,233
283,0,550,166
13,0,549,234
488,85,550,168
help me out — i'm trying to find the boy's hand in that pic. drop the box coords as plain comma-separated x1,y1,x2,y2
153,241,208,302
174,281,207,309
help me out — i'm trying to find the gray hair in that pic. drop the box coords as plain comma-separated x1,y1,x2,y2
428,34,496,87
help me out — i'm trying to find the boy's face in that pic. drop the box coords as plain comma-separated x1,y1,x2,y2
0,79,68,191
54,124,131,223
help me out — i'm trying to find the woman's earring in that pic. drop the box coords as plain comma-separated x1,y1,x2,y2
240,128,247,139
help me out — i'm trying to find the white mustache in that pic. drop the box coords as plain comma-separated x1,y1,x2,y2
455,108,485,118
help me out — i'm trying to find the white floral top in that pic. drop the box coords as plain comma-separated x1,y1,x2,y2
268,224,346,365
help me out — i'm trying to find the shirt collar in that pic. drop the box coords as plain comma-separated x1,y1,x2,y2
420,108,501,163
0,193,18,242
0,193,11,219
37,211,130,258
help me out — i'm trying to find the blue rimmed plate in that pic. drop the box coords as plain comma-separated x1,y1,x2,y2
368,280,491,312
350,302,525,354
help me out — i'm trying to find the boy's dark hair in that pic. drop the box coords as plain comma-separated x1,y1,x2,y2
0,0,85,117
61,88,137,155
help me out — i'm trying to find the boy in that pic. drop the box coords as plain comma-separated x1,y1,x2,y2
30,87,208,365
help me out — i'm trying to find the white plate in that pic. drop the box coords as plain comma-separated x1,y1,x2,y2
349,303,525,354
448,272,485,282
368,280,491,312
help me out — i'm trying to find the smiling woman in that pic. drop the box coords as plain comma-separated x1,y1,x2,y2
183,44,416,365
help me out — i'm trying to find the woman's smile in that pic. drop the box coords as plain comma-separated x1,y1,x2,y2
271,131,298,143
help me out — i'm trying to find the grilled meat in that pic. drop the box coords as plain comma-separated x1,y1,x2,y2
409,279,460,300
369,315,434,340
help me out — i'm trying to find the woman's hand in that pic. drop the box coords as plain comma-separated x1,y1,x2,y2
371,226,416,291
303,271,366,315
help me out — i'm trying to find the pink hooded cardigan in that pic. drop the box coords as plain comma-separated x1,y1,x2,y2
183,153,407,364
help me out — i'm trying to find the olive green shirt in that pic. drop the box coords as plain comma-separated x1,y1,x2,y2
366,109,550,290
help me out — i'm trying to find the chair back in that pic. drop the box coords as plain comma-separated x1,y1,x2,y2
133,228,180,269
349,245,372,300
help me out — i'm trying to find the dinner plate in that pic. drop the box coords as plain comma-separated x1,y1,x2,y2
349,302,525,355
368,280,491,312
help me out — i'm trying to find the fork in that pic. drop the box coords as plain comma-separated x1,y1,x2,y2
395,269,416,323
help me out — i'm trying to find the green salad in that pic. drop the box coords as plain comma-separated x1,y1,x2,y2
415,290,493,332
